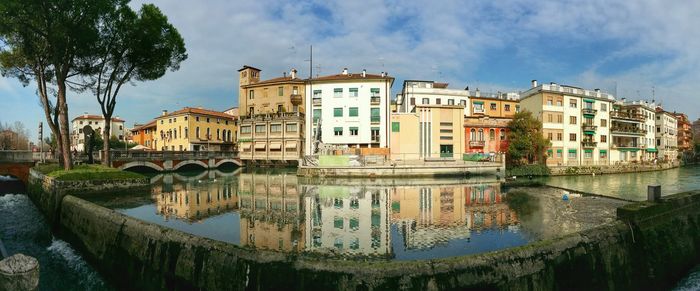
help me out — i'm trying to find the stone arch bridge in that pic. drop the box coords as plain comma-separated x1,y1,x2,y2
109,150,242,172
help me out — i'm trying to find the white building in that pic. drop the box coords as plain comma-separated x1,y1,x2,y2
396,80,470,115
655,109,678,161
519,81,614,166
70,113,126,151
609,100,657,163
304,68,394,154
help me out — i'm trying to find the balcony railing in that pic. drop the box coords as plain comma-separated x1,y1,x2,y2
581,141,597,148
290,94,303,105
612,144,644,149
611,127,647,135
240,111,305,121
582,124,597,132
370,96,380,105
312,98,322,106
370,116,380,123
582,108,597,115
610,111,645,122
469,140,485,147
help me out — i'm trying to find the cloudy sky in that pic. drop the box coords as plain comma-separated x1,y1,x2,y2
2,0,699,139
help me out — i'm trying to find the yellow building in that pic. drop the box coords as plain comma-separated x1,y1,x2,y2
153,177,238,222
238,66,306,164
469,93,520,118
389,104,465,160
154,107,238,151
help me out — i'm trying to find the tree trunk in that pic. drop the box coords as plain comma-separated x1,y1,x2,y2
57,82,73,170
102,118,111,166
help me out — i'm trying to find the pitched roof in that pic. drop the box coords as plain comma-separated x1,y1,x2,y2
72,114,125,122
157,107,236,120
238,65,261,72
242,76,305,87
310,72,394,82
131,120,157,131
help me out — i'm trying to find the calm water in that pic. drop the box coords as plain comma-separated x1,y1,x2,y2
0,193,111,291
86,168,611,261
543,165,700,201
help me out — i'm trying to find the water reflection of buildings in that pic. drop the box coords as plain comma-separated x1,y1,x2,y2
238,172,305,252
391,183,518,250
153,172,238,222
303,185,391,257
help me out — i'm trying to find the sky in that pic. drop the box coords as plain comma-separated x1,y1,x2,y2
2,0,700,140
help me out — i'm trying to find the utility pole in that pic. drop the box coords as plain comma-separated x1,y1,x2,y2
39,122,44,163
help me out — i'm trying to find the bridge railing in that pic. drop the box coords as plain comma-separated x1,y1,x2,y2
0,151,34,163
107,150,238,160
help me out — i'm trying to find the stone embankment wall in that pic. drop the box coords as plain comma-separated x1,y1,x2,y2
549,162,678,176
29,169,700,290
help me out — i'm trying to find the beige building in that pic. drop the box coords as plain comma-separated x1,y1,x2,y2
238,66,305,164
153,176,237,222
154,107,237,151
389,104,465,160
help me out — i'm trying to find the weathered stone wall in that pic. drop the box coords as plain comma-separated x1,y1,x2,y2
549,162,678,176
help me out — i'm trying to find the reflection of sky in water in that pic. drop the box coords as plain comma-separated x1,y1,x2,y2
99,168,601,261
543,165,700,201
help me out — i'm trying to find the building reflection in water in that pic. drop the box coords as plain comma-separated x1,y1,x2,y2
149,170,523,258
152,170,238,222
391,183,518,250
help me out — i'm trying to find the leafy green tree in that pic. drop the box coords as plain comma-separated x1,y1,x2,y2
506,111,551,166
0,0,118,170
84,3,186,166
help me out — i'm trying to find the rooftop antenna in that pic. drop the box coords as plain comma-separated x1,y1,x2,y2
314,64,322,78
652,86,655,101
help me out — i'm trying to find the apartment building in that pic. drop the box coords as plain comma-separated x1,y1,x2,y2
395,80,470,115
389,105,465,160
519,81,614,166
468,91,520,118
655,109,678,161
609,100,657,163
130,120,157,149
153,107,237,151
70,113,126,151
304,68,394,154
464,91,518,154
674,112,693,152
238,66,305,164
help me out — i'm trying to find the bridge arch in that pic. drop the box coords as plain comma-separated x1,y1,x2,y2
173,160,209,171
119,161,164,172
215,158,243,167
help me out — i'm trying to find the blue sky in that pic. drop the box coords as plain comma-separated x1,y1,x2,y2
2,0,699,140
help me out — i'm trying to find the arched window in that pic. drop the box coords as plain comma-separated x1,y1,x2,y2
470,128,476,140
500,129,506,140
489,129,495,140
228,130,232,142
478,129,484,141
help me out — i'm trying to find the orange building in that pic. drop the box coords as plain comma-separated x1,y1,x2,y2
674,112,693,152
464,92,518,154
130,120,157,149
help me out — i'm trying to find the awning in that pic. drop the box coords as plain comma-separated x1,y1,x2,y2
285,141,297,149
600,150,607,153
568,149,577,153
584,131,595,135
584,99,595,103
254,143,266,150
269,143,282,150
646,148,658,152
584,149,593,153
473,101,484,104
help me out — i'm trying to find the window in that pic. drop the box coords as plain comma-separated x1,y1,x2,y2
473,103,484,112
277,104,283,112
313,90,322,98
196,127,200,138
392,122,400,132
547,132,553,140
184,116,188,121
249,90,254,99
570,116,577,124
557,115,563,123
505,104,511,111
349,107,358,117
270,124,282,133
370,88,380,97
292,86,298,95
278,86,284,96
570,99,577,108
500,130,506,140
547,114,553,123
600,150,607,159
490,103,497,110
478,129,484,141
241,126,251,134
489,129,495,140
422,98,429,104
350,127,358,136
448,99,454,105
255,125,266,133
556,99,563,106
568,149,577,158
334,127,343,136
206,117,210,123
349,88,358,97
286,123,297,132
547,98,553,105
601,119,607,127
601,135,607,143
460,100,467,106
263,88,268,98
556,133,562,141
470,129,476,140
585,150,593,159
601,103,607,112
334,88,343,98
371,127,380,142
569,133,577,141
206,128,210,139
370,108,380,123
333,108,343,117
216,129,220,140
313,109,322,122
410,98,415,105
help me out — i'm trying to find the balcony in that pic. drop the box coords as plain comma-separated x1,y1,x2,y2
581,141,597,148
312,98,322,106
611,127,647,136
469,140,485,147
612,143,643,150
370,96,381,105
290,94,303,105
582,108,597,116
370,116,380,124
582,124,597,133
610,111,645,122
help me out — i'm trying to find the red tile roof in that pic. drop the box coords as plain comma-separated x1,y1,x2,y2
131,120,157,131
72,114,125,122
310,72,394,82
242,76,305,87
238,65,261,72
158,107,236,120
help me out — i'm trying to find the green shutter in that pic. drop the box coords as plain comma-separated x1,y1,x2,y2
334,108,343,117
392,122,400,132
556,149,563,153
370,88,380,93
568,149,577,153
584,99,595,103
600,150,607,153
349,127,358,131
584,149,593,153
313,109,321,121
349,107,358,117
473,101,484,104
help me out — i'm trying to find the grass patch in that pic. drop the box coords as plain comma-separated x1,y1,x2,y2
35,164,145,181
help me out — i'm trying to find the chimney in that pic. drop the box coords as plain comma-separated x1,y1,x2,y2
381,72,386,78
162,110,168,116
291,68,297,79
341,68,348,75
595,88,600,92
362,69,366,78
283,72,287,77
531,80,538,88
475,88,481,97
